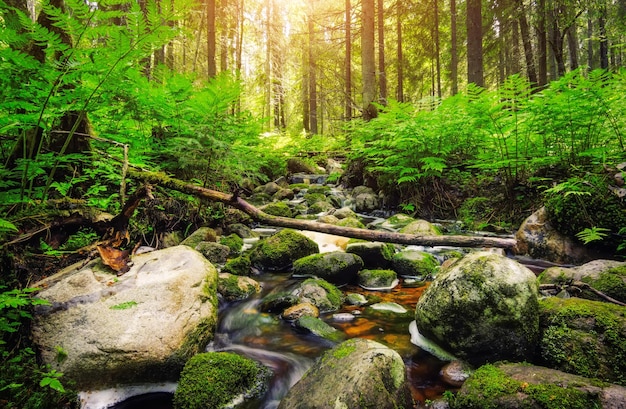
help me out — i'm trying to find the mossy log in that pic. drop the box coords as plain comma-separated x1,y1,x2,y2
130,169,518,250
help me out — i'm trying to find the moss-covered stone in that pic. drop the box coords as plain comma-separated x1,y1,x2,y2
287,158,318,174
345,241,395,268
294,316,345,342
335,216,365,228
292,252,364,285
414,252,539,366
181,227,217,248
250,229,319,271
221,254,252,276
581,266,626,304
293,278,344,312
306,185,331,195
381,213,415,230
259,292,299,313
358,269,397,289
217,273,261,302
173,352,270,409
219,234,244,256
391,250,439,278
538,297,626,385
195,241,230,264
261,201,294,218
451,363,609,409
308,200,335,214
399,220,442,236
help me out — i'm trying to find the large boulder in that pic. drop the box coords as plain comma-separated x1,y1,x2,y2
291,251,364,286
277,338,413,409
398,219,442,236
515,206,592,264
31,246,218,390
345,241,395,269
414,251,539,366
352,185,380,213
452,363,626,409
292,278,343,313
538,297,626,385
217,273,261,302
250,229,319,271
391,250,439,278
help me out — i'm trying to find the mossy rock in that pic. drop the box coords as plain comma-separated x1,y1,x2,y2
181,227,217,248
451,363,620,409
287,158,318,174
250,229,319,271
333,207,357,219
261,201,294,218
308,201,335,214
219,234,244,256
292,252,364,286
391,250,439,278
581,265,626,304
294,315,345,342
221,254,252,276
544,173,626,251
303,193,327,206
272,188,295,201
225,223,257,239
399,219,442,236
293,278,344,313
414,252,539,366
345,241,395,268
173,352,271,409
259,292,300,313
316,214,340,224
306,185,331,195
218,273,261,302
335,216,365,228
381,213,415,230
539,297,626,385
195,242,230,264
358,269,398,289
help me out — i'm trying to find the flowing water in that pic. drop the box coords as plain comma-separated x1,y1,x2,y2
108,268,452,409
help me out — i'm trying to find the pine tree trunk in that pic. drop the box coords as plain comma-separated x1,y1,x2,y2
467,0,484,87
345,0,352,120
362,0,377,120
450,0,458,95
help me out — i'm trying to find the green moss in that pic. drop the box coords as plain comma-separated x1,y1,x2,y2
335,217,365,228
306,185,331,195
261,201,293,218
295,316,345,342
250,229,319,270
173,352,268,409
331,342,357,360
358,269,397,288
221,254,252,276
301,278,344,308
219,234,244,256
581,268,626,303
539,297,626,385
451,364,601,409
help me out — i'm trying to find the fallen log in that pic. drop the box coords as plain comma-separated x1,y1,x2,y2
129,169,518,250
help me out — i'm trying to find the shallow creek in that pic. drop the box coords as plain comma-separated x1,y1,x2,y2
100,228,530,409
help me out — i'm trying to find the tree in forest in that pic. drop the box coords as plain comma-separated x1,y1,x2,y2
207,0,217,78
345,0,353,120
377,0,387,104
467,0,484,87
396,0,404,101
450,0,458,95
362,0,377,120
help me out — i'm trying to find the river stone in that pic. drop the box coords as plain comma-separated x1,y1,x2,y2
282,302,319,320
195,241,230,264
381,213,415,231
273,188,295,201
217,273,261,302
440,360,472,387
391,250,439,278
333,206,357,219
414,251,539,366
294,316,344,342
180,226,217,248
277,338,413,409
292,278,343,313
250,229,319,271
287,158,318,174
453,362,626,409
31,245,218,390
352,186,380,213
515,206,592,264
399,219,441,236
292,251,364,286
345,241,395,269
260,201,294,218
358,269,398,289
538,259,626,303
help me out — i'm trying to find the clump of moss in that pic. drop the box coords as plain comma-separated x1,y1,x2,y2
261,201,293,218
581,266,626,304
358,269,397,288
451,364,601,409
221,254,252,276
250,229,319,270
219,234,244,256
295,316,345,342
173,352,270,409
296,278,344,312
303,193,327,206
539,297,626,385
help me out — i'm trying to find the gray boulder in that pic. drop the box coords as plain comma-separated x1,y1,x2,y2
414,251,539,366
180,226,217,248
292,278,343,313
352,186,380,213
515,206,592,264
278,338,413,409
399,219,441,236
292,251,364,285
31,245,218,390
391,250,439,278
195,241,230,264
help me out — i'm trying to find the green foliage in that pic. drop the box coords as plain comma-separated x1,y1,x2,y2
1,287,75,408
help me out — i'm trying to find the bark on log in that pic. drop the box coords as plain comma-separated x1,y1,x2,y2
130,169,518,250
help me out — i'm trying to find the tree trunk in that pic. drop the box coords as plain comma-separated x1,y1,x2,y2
517,0,537,85
396,0,405,101
207,0,217,78
308,4,318,134
345,0,352,120
377,0,387,104
587,14,594,69
219,0,229,72
599,7,609,69
433,0,442,98
130,169,518,250
362,0,377,120
537,0,548,86
450,0,458,95
466,0,484,87
567,25,579,71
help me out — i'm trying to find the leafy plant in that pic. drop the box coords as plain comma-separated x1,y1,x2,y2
576,227,610,245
